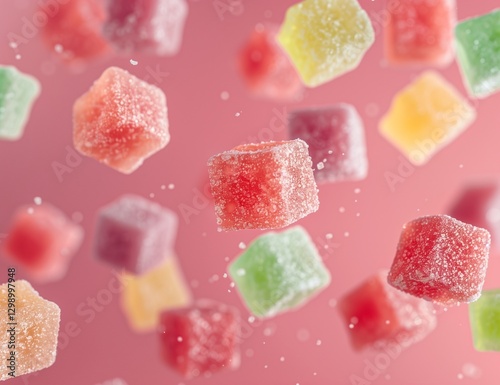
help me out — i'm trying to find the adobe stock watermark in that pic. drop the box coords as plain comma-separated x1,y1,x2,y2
213,0,244,21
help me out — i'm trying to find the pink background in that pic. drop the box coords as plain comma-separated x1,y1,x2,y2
1,0,500,384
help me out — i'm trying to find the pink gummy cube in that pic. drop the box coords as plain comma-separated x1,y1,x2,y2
388,215,491,305
40,0,110,63
207,139,319,231
338,271,436,351
385,0,456,66
288,105,368,184
73,66,169,174
238,24,303,101
103,0,188,56
159,300,240,378
2,203,83,282
94,195,178,274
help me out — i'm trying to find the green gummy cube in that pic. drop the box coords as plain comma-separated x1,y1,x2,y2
469,289,500,351
0,66,41,140
228,226,331,318
455,9,500,99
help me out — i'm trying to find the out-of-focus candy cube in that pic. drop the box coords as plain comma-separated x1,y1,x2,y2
469,289,500,351
379,71,476,165
73,66,169,174
41,0,110,63
238,23,303,101
103,0,188,56
338,271,436,351
0,66,40,141
228,226,331,318
0,280,60,380
207,139,319,230
120,256,192,332
455,9,500,99
384,0,456,66
159,300,240,378
277,0,375,87
288,104,368,184
94,195,178,275
388,215,491,305
3,203,83,282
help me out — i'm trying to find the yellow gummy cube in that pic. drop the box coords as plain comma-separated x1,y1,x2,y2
120,256,192,332
277,0,375,87
379,71,476,165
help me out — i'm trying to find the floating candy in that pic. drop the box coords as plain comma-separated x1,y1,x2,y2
159,300,240,378
73,66,169,174
94,195,178,275
469,289,500,351
277,0,375,87
238,23,303,101
0,66,41,141
120,256,192,332
338,271,436,351
379,71,476,165
455,9,500,99
103,0,188,56
288,104,368,184
3,203,83,282
384,0,456,66
229,226,331,318
0,280,61,380
208,139,319,230
388,215,490,305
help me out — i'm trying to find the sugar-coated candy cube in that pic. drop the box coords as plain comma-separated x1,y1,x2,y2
103,0,188,56
159,300,240,378
455,9,500,98
384,0,456,66
229,226,331,318
379,71,476,165
3,203,83,282
0,66,40,141
238,23,303,101
40,0,110,63
0,280,61,380
338,271,436,351
469,289,500,351
277,0,375,87
388,215,491,305
73,66,169,174
288,104,368,184
94,195,178,275
208,139,319,231
449,182,500,250
121,256,192,332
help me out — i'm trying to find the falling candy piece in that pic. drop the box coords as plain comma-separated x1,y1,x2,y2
469,289,500,352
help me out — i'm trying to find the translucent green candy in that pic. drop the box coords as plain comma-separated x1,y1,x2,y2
469,289,500,351
228,226,331,318
0,66,41,140
455,9,500,99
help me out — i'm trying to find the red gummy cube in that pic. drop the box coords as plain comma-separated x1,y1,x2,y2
388,215,491,304
338,271,436,350
207,139,319,231
288,104,368,184
238,24,303,101
40,0,110,63
103,0,188,56
73,66,169,174
3,203,83,282
384,0,456,66
159,300,240,378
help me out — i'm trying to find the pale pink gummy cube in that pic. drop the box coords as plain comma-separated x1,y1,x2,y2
73,66,169,174
288,105,368,184
2,203,83,282
207,139,319,231
94,195,178,274
103,0,188,55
